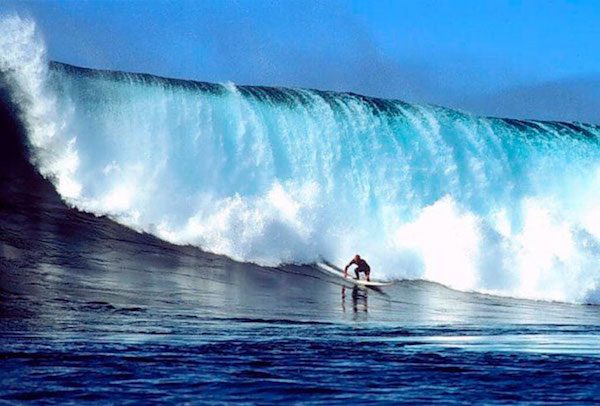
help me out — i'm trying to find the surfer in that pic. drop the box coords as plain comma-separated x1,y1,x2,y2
344,254,371,281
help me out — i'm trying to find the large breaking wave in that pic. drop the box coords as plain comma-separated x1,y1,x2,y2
2,16,599,303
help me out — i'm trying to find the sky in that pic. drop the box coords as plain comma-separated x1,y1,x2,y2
4,0,600,123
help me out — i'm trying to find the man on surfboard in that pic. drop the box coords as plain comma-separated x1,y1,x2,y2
344,254,371,281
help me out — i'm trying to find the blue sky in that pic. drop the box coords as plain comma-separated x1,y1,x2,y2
5,0,600,122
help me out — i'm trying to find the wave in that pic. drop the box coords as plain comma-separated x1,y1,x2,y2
1,15,599,304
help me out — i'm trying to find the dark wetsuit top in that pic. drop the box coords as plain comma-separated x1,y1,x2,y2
350,258,370,273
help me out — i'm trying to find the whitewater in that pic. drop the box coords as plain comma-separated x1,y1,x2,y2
2,16,600,304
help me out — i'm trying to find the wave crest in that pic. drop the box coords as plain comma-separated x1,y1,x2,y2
1,15,599,303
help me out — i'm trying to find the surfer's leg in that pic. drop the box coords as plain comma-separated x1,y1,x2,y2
354,269,360,280
365,270,370,282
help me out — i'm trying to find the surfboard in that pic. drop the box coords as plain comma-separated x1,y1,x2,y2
316,261,394,287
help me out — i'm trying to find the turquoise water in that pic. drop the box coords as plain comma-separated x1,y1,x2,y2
35,62,600,304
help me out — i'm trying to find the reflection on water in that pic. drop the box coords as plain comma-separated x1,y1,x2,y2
342,286,368,315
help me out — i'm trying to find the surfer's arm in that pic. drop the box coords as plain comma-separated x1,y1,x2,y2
343,259,356,276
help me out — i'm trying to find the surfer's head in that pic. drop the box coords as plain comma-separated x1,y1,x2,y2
354,254,361,261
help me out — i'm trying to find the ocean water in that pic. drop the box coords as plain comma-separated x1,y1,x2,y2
1,15,600,403
3,193,600,403
3,209,600,403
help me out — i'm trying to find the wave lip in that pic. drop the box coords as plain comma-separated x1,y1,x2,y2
1,15,600,304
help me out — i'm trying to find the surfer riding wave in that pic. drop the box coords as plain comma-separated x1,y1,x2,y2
344,254,371,281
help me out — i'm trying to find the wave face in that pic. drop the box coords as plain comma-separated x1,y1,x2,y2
2,16,600,303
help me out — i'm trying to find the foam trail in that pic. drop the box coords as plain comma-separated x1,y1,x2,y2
1,16,599,303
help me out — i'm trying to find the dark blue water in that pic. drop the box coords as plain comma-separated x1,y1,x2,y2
3,326,600,403
3,252,600,403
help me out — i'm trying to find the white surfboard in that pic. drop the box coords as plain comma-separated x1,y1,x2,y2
316,261,394,287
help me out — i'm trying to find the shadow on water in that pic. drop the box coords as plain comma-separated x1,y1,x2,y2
341,286,368,318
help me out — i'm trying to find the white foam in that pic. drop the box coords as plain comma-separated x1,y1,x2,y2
2,15,599,305
0,16,81,198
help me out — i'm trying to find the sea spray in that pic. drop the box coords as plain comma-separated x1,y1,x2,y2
1,15,599,303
